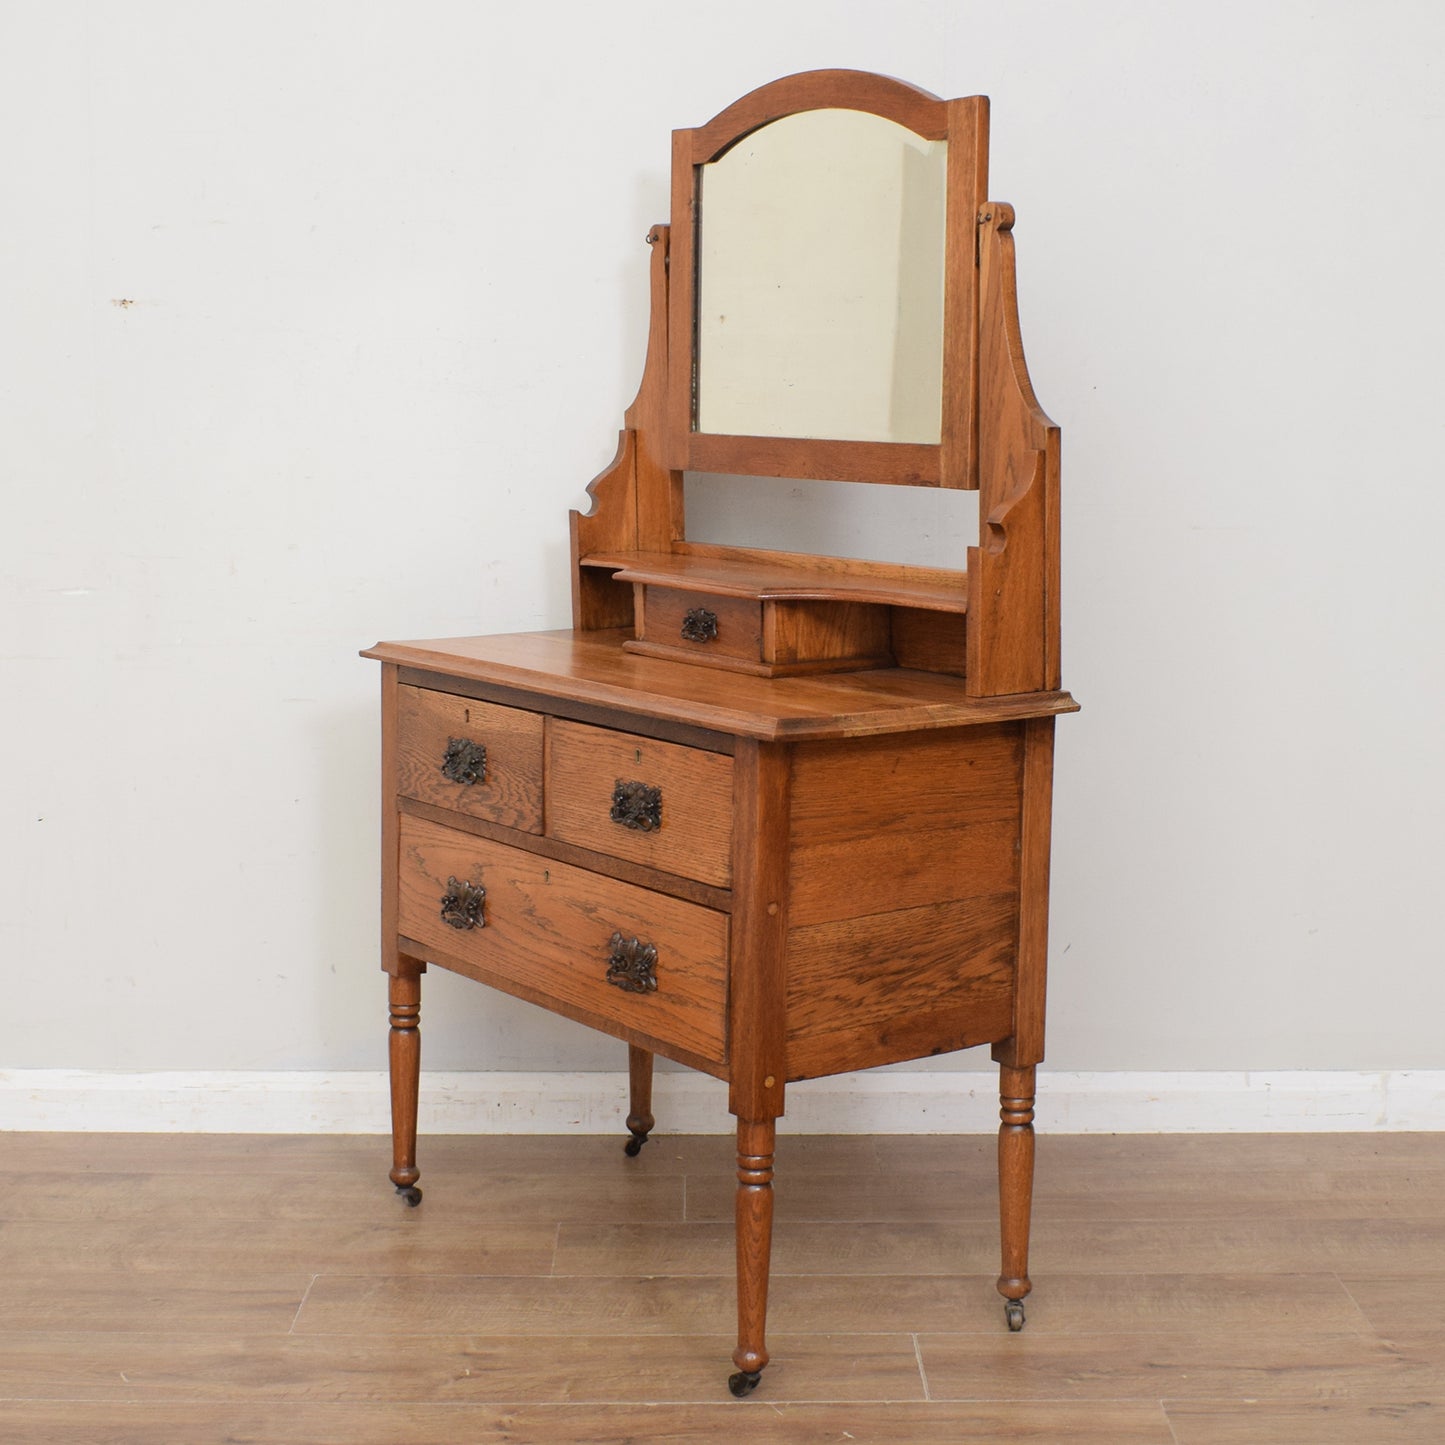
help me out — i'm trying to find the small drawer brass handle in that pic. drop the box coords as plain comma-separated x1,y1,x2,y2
610,779,662,832
441,736,487,787
605,931,658,993
680,607,718,643
439,875,486,930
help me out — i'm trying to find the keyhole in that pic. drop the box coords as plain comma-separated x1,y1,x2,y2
635,748,642,763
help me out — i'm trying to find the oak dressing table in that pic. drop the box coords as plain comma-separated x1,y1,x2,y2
363,70,1075,1398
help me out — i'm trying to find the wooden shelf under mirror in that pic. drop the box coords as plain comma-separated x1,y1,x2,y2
580,548,969,677
364,68,1075,1400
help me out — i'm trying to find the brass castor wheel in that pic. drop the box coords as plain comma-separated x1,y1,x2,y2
624,1132,649,1157
395,1184,422,1207
727,1369,762,1398
1005,1300,1026,1332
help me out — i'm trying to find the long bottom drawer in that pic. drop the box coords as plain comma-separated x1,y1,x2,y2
396,814,729,1063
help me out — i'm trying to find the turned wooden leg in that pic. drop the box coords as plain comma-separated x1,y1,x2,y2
730,1117,776,1397
388,966,422,1206
997,1062,1036,1329
624,1044,655,1156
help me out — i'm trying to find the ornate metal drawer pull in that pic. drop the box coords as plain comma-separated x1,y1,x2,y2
680,607,718,643
440,875,486,930
610,779,662,832
606,780,661,838
606,931,658,993
441,736,487,787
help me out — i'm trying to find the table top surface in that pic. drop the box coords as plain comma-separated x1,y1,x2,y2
363,629,1078,743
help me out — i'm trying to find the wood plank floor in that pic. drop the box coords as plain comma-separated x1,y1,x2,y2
1,1131,1443,1442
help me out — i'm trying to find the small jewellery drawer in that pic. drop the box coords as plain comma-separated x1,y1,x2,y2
627,585,893,677
397,815,728,1062
396,686,543,832
640,587,763,668
546,718,733,887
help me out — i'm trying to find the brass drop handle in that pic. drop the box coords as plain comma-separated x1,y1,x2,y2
610,779,661,832
440,736,487,786
439,875,486,930
605,931,658,993
681,607,718,643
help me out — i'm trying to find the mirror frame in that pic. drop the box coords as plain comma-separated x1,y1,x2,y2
665,71,989,490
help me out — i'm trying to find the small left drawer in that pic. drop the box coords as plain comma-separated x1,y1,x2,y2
395,686,544,833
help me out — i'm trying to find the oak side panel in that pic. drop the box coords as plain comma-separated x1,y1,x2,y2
570,430,638,632
764,600,892,668
788,725,1023,925
966,202,1060,695
890,606,968,675
785,893,1017,1079
631,225,682,554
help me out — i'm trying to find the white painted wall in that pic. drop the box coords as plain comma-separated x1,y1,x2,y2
3,1,1443,1086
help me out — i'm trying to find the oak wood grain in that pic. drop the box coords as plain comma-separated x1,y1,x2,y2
397,815,729,1063
400,797,731,910
788,724,1022,926
544,717,734,887
586,546,968,610
784,895,1016,1079
633,585,762,667
966,202,1060,696
366,630,1078,741
395,685,544,832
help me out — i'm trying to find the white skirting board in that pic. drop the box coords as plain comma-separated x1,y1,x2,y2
1,1069,1441,1134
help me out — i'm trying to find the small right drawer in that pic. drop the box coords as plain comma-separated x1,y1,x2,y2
545,718,734,887
396,685,544,833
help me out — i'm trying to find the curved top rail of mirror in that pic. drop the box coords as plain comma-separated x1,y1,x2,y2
688,69,965,161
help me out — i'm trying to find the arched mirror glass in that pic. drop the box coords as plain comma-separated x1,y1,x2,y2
694,108,947,445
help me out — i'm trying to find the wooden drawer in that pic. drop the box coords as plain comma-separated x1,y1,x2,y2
545,718,734,887
639,586,763,667
397,814,728,1063
625,584,892,677
396,685,543,832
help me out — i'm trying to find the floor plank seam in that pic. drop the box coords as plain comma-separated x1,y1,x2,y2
911,1331,931,1401
287,1274,317,1335
1161,1397,1185,1445
1332,1270,1382,1331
